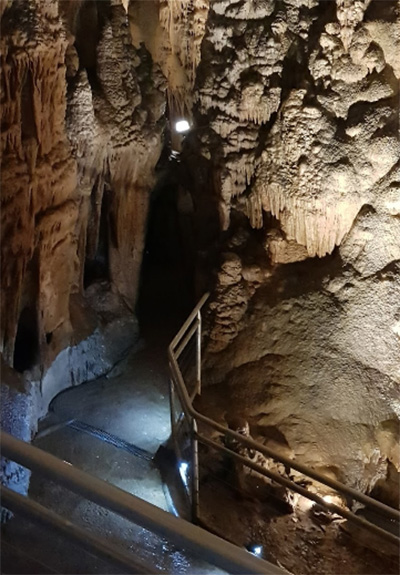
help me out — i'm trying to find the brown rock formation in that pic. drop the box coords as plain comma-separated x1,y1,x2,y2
66,1,166,312
1,0,166,433
184,0,400,500
1,0,77,368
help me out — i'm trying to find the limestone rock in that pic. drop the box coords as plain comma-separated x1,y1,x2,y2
1,0,77,366
0,359,34,519
1,1,166,430
192,0,318,229
340,204,400,277
129,0,209,119
218,252,242,286
198,0,400,499
1,0,399,513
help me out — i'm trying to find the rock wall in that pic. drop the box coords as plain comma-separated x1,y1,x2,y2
1,0,399,505
1,0,76,369
65,0,166,312
0,0,166,446
185,0,400,500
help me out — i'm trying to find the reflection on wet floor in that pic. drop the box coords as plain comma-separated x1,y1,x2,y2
34,426,169,511
1,326,226,574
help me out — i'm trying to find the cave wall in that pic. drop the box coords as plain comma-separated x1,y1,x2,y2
181,0,400,499
0,0,166,443
1,0,399,504
1,0,76,369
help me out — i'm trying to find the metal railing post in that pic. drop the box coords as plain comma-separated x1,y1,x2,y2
169,376,178,457
196,310,202,396
191,418,200,523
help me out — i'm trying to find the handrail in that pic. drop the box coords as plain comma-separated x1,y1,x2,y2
1,431,288,575
199,436,400,546
170,292,210,352
168,293,400,545
1,486,158,575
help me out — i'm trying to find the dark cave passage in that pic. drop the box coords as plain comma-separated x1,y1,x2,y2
136,158,196,337
13,306,39,373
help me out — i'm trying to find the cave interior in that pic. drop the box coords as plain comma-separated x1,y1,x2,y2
0,0,399,573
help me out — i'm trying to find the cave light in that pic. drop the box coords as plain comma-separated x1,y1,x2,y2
175,119,190,133
247,544,263,557
321,494,346,518
179,461,189,487
322,494,345,508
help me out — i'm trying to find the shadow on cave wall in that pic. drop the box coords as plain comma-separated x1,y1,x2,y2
12,250,40,374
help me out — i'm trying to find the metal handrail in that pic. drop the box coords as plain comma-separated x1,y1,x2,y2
199,436,400,546
1,486,158,575
168,293,400,546
1,431,287,575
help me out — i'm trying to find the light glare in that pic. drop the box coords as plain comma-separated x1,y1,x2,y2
175,120,190,133
297,495,314,511
179,461,189,487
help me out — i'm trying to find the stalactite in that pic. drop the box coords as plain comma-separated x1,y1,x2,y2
158,0,209,118
1,0,166,366
336,0,373,51
199,88,281,126
255,183,363,257
246,192,263,230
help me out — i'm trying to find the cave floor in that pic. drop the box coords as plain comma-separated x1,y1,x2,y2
198,477,399,575
2,333,229,574
1,265,225,574
1,331,225,574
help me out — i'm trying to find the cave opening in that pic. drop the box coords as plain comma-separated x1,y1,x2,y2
136,155,196,336
13,306,39,373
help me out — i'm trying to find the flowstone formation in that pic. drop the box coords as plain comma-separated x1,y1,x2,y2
184,0,400,504
0,0,165,446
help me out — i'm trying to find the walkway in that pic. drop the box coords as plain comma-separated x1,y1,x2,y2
1,263,224,574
